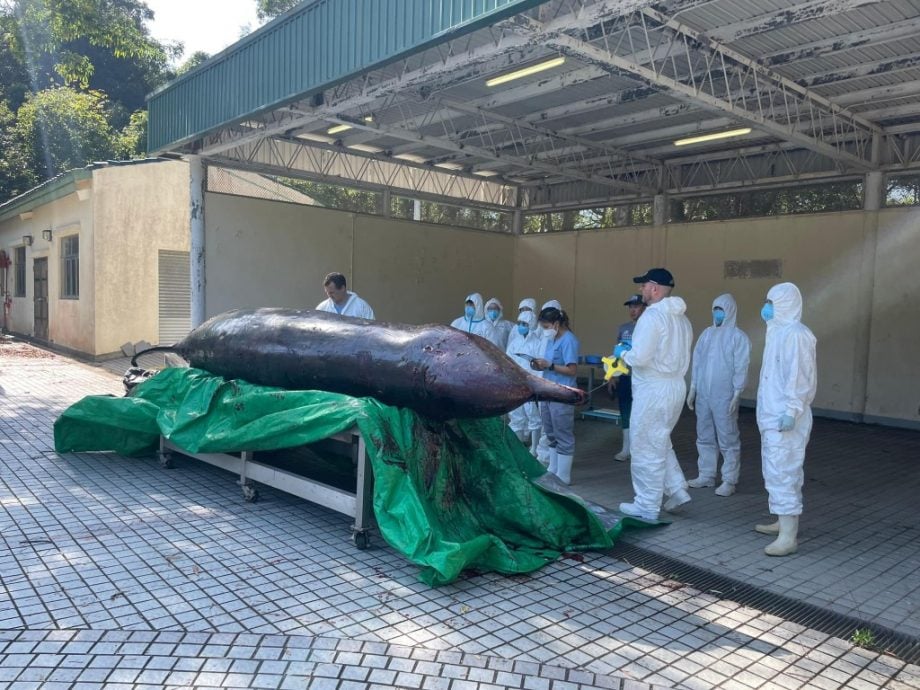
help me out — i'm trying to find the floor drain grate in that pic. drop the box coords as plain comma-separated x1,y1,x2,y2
610,541,920,665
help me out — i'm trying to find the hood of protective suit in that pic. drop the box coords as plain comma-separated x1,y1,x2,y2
712,293,737,328
518,297,536,313
657,295,687,315
766,283,803,324
541,299,561,312
465,293,485,320
485,297,504,320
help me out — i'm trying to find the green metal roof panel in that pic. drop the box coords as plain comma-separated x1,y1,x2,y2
148,0,548,153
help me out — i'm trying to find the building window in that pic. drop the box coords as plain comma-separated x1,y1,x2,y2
14,246,26,297
61,235,79,299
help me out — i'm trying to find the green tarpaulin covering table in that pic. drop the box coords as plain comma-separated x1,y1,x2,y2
54,367,658,585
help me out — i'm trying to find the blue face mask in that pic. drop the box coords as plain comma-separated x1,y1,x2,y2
487,309,500,322
761,302,774,322
464,305,475,319
517,324,529,336
713,310,725,326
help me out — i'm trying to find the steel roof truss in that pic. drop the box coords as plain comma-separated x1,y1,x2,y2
512,8,880,171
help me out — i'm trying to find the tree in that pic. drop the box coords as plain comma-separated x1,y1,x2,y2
14,86,117,182
0,99,32,198
176,50,210,77
1,0,169,88
256,0,301,20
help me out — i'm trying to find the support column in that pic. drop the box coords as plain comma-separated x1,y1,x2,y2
381,189,392,218
189,156,206,328
412,199,422,221
653,193,669,226
512,209,523,235
863,170,884,211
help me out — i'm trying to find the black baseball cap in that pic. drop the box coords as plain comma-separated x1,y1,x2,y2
623,294,644,306
633,267,675,287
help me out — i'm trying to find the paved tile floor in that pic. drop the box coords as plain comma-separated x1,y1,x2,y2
572,398,920,639
1,340,919,689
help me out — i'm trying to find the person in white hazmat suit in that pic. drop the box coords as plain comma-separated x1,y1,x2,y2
686,294,751,497
316,272,375,319
505,298,543,455
618,268,693,521
450,293,492,339
755,282,817,557
535,299,563,463
485,297,514,350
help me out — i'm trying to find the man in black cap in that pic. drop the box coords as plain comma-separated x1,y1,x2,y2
615,268,693,521
608,294,646,461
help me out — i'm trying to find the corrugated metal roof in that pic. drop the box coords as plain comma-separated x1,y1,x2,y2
147,0,549,152
149,0,920,208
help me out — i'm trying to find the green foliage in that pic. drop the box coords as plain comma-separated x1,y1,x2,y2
256,0,301,20
14,86,117,180
0,98,32,198
4,0,166,88
176,51,210,77
115,107,146,158
523,203,652,233
275,176,383,215
850,628,875,649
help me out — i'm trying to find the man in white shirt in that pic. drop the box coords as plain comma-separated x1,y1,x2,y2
315,272,375,319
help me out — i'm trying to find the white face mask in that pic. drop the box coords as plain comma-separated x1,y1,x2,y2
541,327,556,339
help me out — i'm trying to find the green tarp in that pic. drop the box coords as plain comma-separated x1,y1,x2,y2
54,367,655,585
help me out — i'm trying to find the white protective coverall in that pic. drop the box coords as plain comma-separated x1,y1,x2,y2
485,297,514,350
757,283,817,517
315,291,375,319
535,299,562,462
505,299,543,443
450,293,492,339
690,294,751,486
622,296,693,518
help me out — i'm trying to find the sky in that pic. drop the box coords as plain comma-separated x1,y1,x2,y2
144,0,265,63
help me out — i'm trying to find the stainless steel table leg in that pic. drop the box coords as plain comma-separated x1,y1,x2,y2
351,434,372,549
240,450,259,502
158,437,174,469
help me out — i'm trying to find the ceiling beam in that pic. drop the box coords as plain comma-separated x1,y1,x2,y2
760,16,920,67
799,51,920,88
705,0,884,44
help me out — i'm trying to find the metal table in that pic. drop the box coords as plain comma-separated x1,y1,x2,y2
579,361,622,424
158,428,374,548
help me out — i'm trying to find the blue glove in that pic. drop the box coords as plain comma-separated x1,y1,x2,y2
613,342,631,359
779,414,795,431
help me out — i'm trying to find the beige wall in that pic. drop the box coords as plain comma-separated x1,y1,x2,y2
93,160,190,354
866,208,920,423
511,210,920,427
0,191,95,353
204,195,514,324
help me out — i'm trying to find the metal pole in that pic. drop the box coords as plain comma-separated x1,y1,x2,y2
189,156,206,327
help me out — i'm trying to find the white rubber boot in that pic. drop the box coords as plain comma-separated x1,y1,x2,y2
663,488,691,513
764,515,798,556
714,482,736,497
687,476,715,488
515,429,529,444
530,430,541,457
547,448,559,476
755,520,780,535
619,502,658,521
555,454,573,485
614,429,630,462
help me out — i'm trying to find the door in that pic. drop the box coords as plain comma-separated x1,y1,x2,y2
33,257,48,340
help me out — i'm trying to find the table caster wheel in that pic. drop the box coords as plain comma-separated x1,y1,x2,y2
158,452,174,469
242,483,259,502
352,531,370,550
